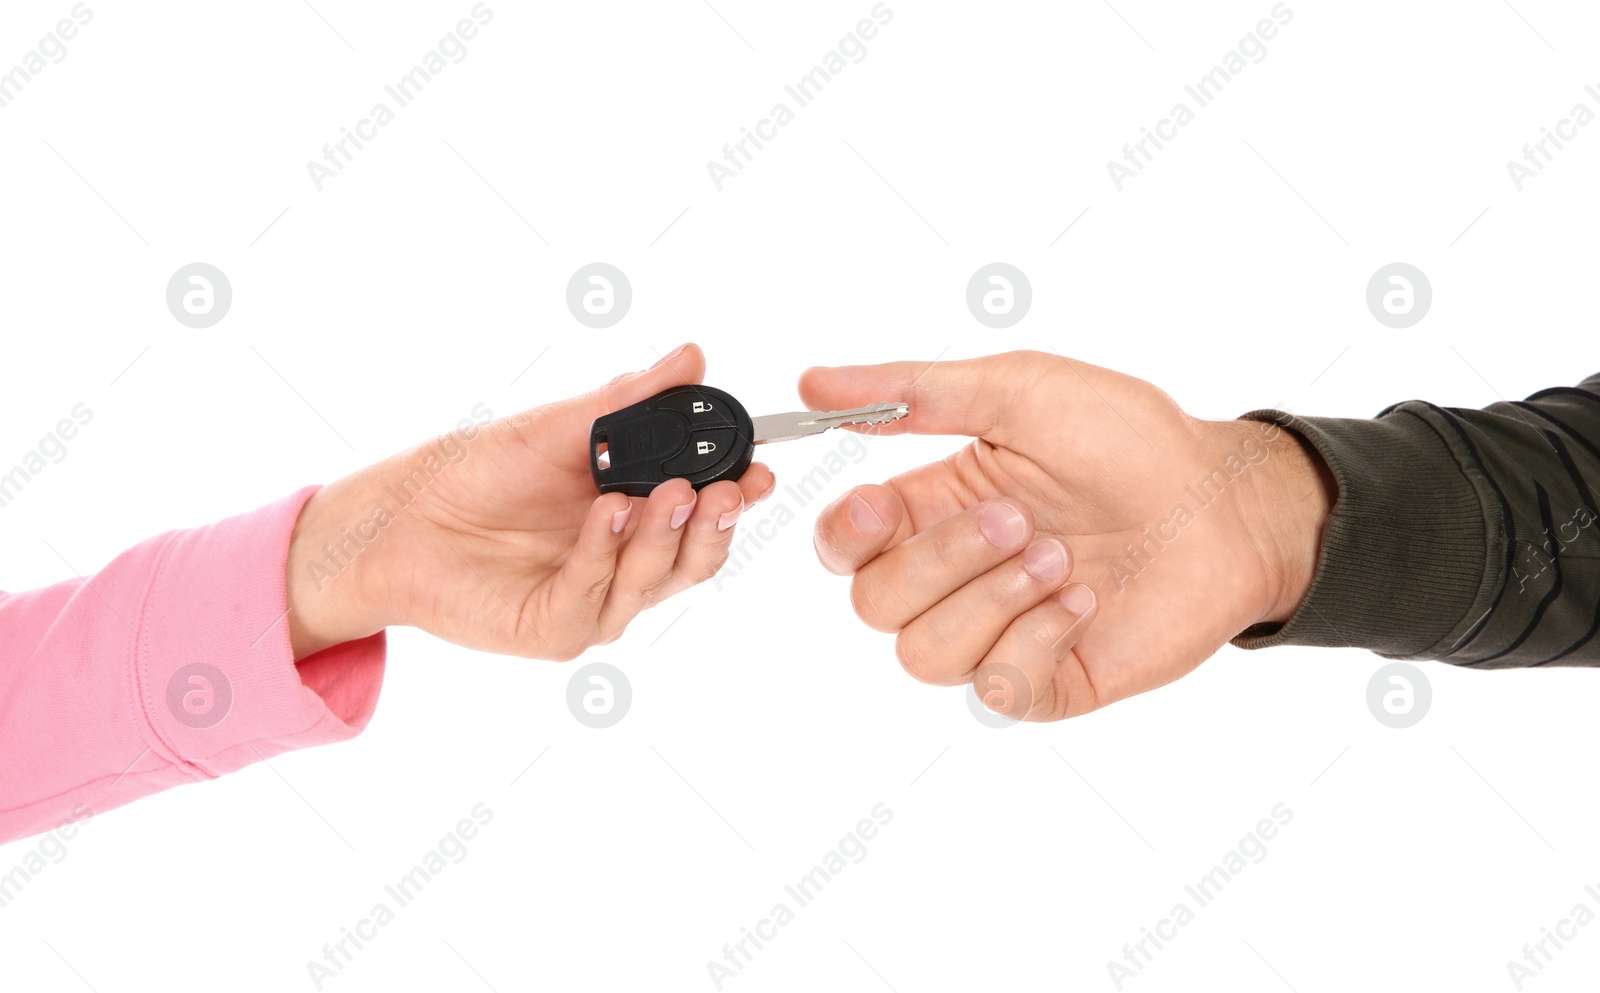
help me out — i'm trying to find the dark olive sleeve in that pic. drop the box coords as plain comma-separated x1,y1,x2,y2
1231,373,1600,667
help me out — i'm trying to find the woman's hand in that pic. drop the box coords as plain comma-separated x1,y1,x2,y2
805,351,1333,722
284,343,774,661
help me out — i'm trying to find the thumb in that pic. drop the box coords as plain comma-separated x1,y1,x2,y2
797,350,1057,443
597,342,708,410
535,342,709,432
505,344,709,472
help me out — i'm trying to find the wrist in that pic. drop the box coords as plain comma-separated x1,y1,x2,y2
1216,415,1336,626
285,471,397,659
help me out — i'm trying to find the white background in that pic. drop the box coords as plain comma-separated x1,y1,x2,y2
2,1,1599,990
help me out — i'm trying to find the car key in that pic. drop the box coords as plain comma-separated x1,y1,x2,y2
589,384,909,496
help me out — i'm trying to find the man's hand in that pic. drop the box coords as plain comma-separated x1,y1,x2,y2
805,351,1333,721
285,343,774,661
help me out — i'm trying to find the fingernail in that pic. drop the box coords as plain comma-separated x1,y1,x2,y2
978,502,1028,550
1023,538,1067,583
611,505,633,534
649,343,688,371
1061,584,1095,616
717,498,744,532
669,500,695,530
850,494,884,534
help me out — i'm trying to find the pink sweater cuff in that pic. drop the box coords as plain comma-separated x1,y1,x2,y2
0,486,386,843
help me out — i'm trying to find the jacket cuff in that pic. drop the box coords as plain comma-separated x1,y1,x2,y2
131,486,386,784
1230,408,1500,657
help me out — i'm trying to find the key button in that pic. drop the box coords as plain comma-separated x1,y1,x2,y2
663,428,737,474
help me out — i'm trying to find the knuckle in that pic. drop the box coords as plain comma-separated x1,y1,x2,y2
985,574,1025,610
684,554,725,586
849,574,893,631
581,577,612,605
633,576,670,604
974,663,1034,717
848,576,873,619
894,633,940,684
1018,611,1063,654
928,526,965,572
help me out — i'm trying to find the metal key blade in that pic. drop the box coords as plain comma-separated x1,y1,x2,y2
751,401,910,444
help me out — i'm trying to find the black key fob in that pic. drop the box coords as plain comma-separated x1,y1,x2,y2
589,385,755,496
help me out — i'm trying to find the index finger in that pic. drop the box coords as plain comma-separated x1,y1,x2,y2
798,351,1057,444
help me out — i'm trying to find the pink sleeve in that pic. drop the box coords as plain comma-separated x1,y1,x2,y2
0,486,386,844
